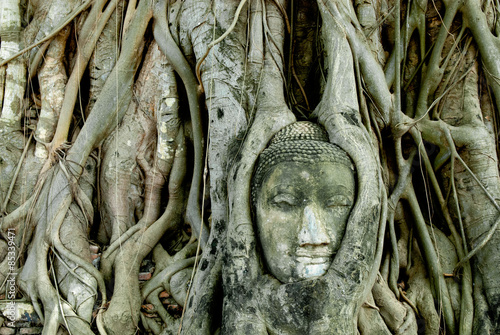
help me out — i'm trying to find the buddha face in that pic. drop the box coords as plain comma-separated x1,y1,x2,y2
255,161,355,283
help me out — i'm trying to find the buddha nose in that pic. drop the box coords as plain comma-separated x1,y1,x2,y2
298,205,331,247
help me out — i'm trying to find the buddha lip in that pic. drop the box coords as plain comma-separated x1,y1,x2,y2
296,256,330,264
295,251,331,258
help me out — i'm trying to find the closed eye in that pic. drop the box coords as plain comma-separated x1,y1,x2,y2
270,193,299,208
326,195,353,208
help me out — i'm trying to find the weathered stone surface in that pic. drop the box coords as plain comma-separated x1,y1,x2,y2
255,161,355,283
18,327,43,334
222,122,376,333
0,327,16,335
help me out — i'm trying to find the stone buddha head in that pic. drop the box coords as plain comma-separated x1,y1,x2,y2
252,122,356,283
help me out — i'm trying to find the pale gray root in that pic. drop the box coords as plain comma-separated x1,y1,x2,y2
406,242,441,335
28,0,79,60
98,99,149,247
101,134,187,335
142,260,195,331
153,0,208,249
0,0,26,131
372,274,416,333
384,0,428,89
461,0,500,117
17,166,96,334
137,42,181,174
151,242,197,308
142,258,196,301
0,246,12,287
53,157,98,322
403,19,476,335
98,37,185,331
0,0,23,115
395,204,410,270
472,272,494,334
420,55,500,326
354,0,386,66
312,0,384,331
0,120,42,227
427,226,462,321
0,128,29,214
152,239,197,279
169,268,193,307
84,0,125,118
16,1,153,332
151,243,198,300
99,100,156,276
75,0,113,51
412,0,462,120
147,288,180,333
21,0,51,48
50,0,122,150
53,204,97,322
446,126,500,322
15,0,93,80
358,293,391,335
44,12,147,259
122,0,138,35
0,151,42,251
141,313,162,335
137,43,183,226
221,0,296,333
35,25,70,160
362,281,419,334
62,0,153,183
247,0,264,100
99,40,178,273
177,0,250,331
405,186,456,333
0,239,6,261
101,256,142,335
0,64,4,115
38,242,95,335
200,0,249,247
317,0,392,127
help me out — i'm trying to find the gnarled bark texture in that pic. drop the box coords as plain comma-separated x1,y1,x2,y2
1,0,500,334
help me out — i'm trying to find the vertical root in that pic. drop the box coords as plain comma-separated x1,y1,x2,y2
405,185,456,334
153,0,208,247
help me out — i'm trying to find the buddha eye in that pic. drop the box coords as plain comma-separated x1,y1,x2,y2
270,193,298,209
326,195,352,208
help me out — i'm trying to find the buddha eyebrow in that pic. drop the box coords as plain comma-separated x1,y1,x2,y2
268,184,301,194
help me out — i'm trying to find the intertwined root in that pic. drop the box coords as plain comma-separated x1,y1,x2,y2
4,0,500,334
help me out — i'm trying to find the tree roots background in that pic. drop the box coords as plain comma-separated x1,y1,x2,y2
1,0,500,334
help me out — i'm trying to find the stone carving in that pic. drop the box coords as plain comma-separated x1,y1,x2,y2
251,121,356,283
220,121,378,334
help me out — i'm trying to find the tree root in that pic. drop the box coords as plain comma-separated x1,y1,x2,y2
1,133,33,213
101,127,187,335
142,257,196,300
50,0,122,150
0,0,93,68
153,0,208,248
194,0,249,90
405,185,456,333
147,288,179,331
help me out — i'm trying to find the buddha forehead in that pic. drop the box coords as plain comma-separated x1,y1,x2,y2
251,122,355,204
260,161,355,197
